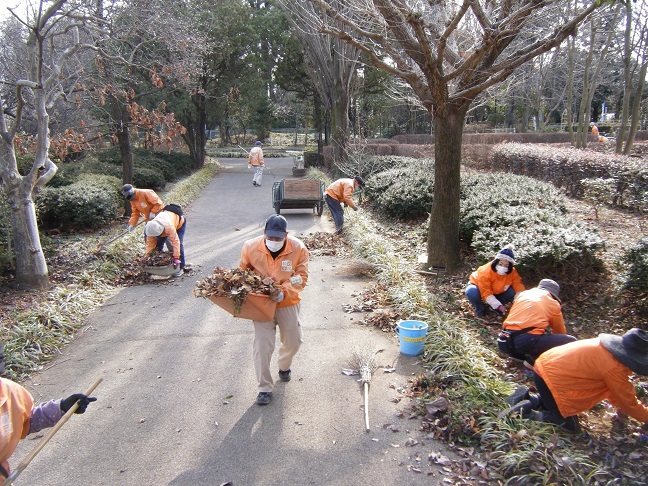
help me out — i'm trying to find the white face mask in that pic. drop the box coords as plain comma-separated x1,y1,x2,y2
265,238,285,252
496,265,508,275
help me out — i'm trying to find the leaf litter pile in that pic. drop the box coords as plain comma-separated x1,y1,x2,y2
193,267,279,314
141,249,174,267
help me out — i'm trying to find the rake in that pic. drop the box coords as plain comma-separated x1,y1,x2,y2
349,346,379,433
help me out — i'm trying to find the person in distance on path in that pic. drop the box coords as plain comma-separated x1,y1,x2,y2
248,141,265,187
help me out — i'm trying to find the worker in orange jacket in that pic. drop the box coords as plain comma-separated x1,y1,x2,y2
145,207,186,277
324,176,365,234
0,344,96,480
499,328,648,433
499,279,576,365
248,141,265,186
120,184,164,231
465,244,525,319
239,214,309,405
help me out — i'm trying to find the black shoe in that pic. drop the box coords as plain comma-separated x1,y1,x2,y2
498,399,532,419
505,385,530,406
253,182,258,186
256,392,272,405
279,369,291,382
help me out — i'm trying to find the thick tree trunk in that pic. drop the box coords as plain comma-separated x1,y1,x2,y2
116,115,133,217
183,121,207,170
9,182,49,289
330,92,350,171
427,106,468,270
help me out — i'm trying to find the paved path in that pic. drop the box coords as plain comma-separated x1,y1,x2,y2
13,157,448,485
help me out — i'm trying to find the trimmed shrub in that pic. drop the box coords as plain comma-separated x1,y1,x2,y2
490,143,648,212
95,147,192,181
460,173,604,273
622,238,648,295
304,151,324,168
365,158,435,218
37,174,122,230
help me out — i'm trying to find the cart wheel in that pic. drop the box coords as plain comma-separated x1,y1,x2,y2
317,202,324,216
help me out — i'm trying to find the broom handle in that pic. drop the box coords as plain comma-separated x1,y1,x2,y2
364,382,370,433
2,378,103,486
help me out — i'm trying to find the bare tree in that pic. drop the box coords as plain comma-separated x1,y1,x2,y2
284,0,605,268
0,0,104,289
616,0,648,155
278,0,361,166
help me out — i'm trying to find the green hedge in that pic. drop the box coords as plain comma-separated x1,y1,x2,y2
37,174,122,230
364,157,604,273
489,143,648,212
364,158,434,218
622,238,648,295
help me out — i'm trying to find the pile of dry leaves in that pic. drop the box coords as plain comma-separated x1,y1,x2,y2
194,267,279,313
141,249,174,267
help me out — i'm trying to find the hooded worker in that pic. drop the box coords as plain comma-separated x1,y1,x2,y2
324,176,365,234
500,328,648,433
144,205,187,277
0,343,96,480
120,184,164,231
465,244,525,319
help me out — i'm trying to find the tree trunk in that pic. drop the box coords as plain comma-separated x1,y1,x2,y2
9,181,49,289
616,0,633,154
427,105,468,270
330,92,350,170
116,114,133,218
623,59,647,155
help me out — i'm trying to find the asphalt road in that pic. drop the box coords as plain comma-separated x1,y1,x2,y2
12,157,448,485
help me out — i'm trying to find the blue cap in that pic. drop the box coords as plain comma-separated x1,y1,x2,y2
265,215,287,238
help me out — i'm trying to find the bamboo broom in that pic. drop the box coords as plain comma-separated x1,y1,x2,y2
350,347,378,433
2,378,103,486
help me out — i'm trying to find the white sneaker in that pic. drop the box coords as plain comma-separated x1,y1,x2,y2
172,269,183,277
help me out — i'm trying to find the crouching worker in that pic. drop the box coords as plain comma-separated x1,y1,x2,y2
239,215,309,406
145,204,186,278
0,344,96,480
465,244,525,319
498,279,576,366
499,328,648,433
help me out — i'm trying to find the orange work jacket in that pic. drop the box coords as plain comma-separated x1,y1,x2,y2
469,262,525,301
0,378,33,477
248,147,264,166
239,235,309,308
145,211,185,260
128,189,164,227
535,338,648,422
503,287,565,335
325,179,357,208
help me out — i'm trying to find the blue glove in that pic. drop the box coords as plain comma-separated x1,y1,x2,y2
271,291,284,303
353,206,358,212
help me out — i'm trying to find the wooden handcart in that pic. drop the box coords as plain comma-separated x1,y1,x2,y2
272,178,325,216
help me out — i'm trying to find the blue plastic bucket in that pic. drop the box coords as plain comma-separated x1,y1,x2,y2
396,320,428,356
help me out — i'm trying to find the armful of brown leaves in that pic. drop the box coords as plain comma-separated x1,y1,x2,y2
193,268,280,313
141,250,175,267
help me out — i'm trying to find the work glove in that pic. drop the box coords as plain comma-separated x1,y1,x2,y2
270,289,284,303
148,213,156,220
248,164,252,169
496,305,506,315
173,258,181,268
60,394,97,414
353,206,358,211
127,225,135,233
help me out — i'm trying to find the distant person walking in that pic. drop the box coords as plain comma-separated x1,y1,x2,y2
120,184,164,231
248,141,265,187
324,176,365,234
238,215,309,406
